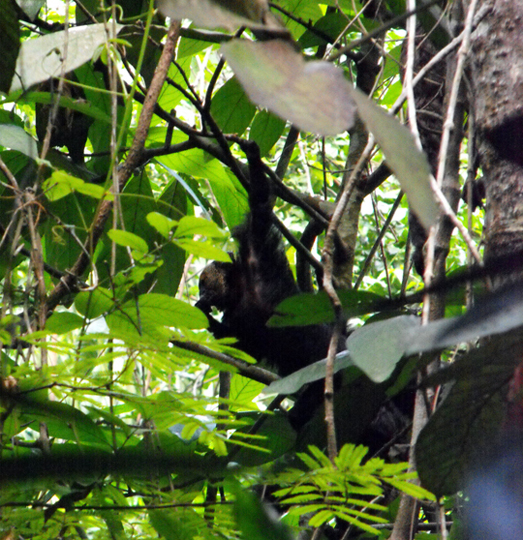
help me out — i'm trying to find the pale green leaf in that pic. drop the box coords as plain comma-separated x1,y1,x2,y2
349,88,438,229
147,211,178,238
10,23,122,93
346,315,419,383
157,0,275,31
107,229,149,254
0,124,37,159
175,238,231,262
175,215,227,239
221,39,356,136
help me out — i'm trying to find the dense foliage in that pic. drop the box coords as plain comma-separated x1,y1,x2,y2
1,0,522,539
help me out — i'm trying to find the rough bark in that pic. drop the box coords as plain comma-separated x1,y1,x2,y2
467,0,523,273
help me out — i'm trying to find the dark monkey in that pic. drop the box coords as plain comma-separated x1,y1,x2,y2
196,142,332,377
196,143,413,453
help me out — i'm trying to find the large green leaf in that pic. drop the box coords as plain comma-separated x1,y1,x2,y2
153,178,188,296
249,110,286,156
211,76,256,136
16,396,111,449
232,483,294,540
106,293,208,342
43,192,97,271
233,411,296,466
406,283,523,355
415,332,523,497
269,289,382,327
346,315,419,383
221,39,356,136
0,124,37,159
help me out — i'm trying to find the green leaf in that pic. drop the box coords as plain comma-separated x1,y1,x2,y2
249,110,286,156
231,483,294,540
233,412,296,466
265,353,354,395
0,124,37,159
10,23,123,93
147,211,178,238
175,215,227,238
221,39,356,136
349,88,438,229
46,311,85,334
298,12,353,48
211,76,256,136
17,91,112,124
269,289,382,327
107,229,149,253
75,287,114,319
136,293,209,330
175,238,231,261
20,398,110,449
43,171,109,201
149,509,198,540
346,315,419,383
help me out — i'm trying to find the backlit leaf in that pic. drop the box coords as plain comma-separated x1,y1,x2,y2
221,39,356,136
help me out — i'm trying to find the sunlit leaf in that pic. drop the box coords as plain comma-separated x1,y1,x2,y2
107,229,149,254
175,238,231,261
43,170,109,201
137,293,208,330
175,215,227,238
147,211,178,238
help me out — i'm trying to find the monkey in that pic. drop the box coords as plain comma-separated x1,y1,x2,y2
35,77,93,165
196,142,418,458
196,141,333,377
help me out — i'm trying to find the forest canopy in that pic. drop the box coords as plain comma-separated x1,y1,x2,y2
1,0,523,539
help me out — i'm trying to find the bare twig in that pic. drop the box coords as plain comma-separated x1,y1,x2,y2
321,138,375,460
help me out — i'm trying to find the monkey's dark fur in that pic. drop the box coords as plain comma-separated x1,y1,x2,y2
196,143,414,455
196,142,331,377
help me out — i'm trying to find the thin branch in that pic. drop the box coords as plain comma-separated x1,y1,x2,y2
321,138,375,461
172,341,279,385
354,191,404,290
328,0,444,62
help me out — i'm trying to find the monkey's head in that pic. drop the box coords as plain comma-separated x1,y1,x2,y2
196,261,237,314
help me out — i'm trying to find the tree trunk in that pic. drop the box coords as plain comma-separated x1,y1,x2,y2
467,0,523,273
